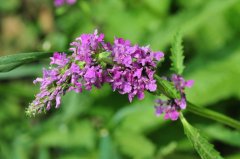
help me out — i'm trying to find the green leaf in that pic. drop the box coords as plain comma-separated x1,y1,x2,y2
180,114,224,159
170,31,185,75
38,147,50,159
0,65,42,79
200,124,240,147
110,95,165,133
61,92,92,123
185,43,240,106
0,0,20,12
0,51,70,72
154,75,180,99
99,130,119,159
226,153,240,159
37,121,96,149
150,0,239,49
115,128,155,158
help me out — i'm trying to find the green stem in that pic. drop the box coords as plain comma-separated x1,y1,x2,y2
186,102,240,130
154,74,240,130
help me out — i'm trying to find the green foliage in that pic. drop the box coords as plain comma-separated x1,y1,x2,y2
0,0,20,11
149,0,239,49
0,52,57,72
115,128,155,158
185,44,240,106
99,132,119,159
1,0,240,158
37,121,96,149
0,65,42,79
180,114,224,159
111,95,165,133
170,32,185,75
200,124,240,147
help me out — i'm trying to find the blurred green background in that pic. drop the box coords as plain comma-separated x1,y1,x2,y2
0,0,240,158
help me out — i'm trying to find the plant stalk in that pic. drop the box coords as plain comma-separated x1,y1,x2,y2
186,102,240,130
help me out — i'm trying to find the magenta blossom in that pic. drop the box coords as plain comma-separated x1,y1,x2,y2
54,0,76,7
106,38,164,101
155,74,194,121
27,30,165,116
27,30,105,115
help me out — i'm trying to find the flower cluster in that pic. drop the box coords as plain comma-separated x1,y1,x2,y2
155,74,194,120
54,0,76,7
27,30,164,116
106,38,164,101
28,52,70,115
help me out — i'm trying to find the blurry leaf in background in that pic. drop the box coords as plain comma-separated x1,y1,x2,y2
227,153,240,159
0,0,20,12
193,16,233,55
156,141,178,158
115,95,165,133
200,124,240,147
0,96,21,121
60,92,92,123
43,32,68,51
185,44,240,106
0,65,42,80
99,129,119,159
149,0,239,49
142,0,171,16
115,128,155,158
37,120,96,149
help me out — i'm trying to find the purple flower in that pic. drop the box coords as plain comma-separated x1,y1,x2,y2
55,95,61,108
50,52,69,66
164,107,179,121
66,0,76,5
27,30,165,116
107,37,164,102
153,52,164,61
155,74,194,121
84,67,96,79
54,0,64,6
54,0,77,7
146,80,157,92
185,80,194,88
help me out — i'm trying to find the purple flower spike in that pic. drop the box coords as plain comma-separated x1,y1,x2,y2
155,74,193,121
27,30,107,116
27,30,165,116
